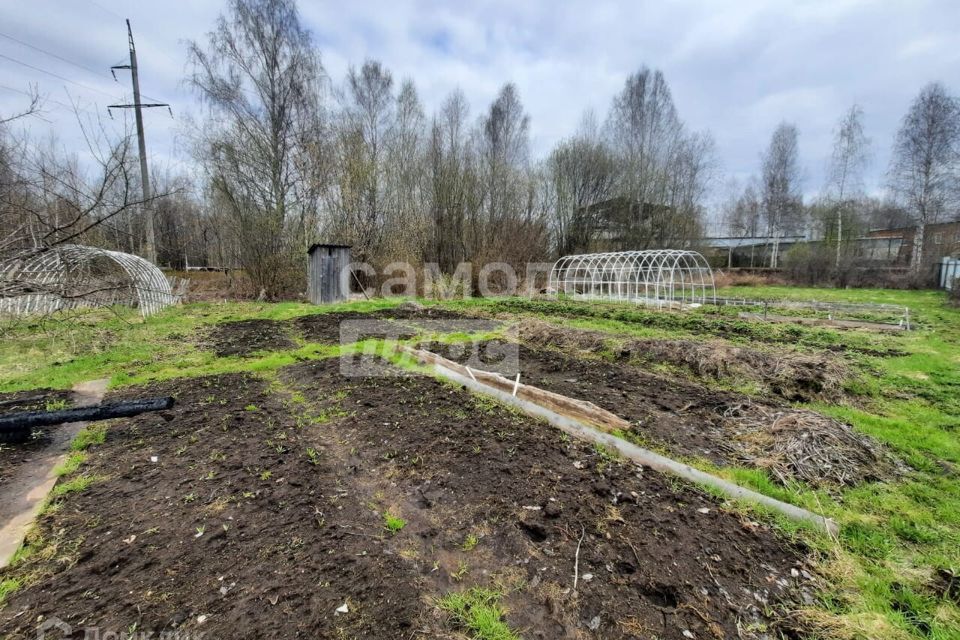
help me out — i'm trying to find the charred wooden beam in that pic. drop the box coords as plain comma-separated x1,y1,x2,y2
0,397,174,443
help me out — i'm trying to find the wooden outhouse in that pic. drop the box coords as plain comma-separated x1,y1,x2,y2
307,243,352,304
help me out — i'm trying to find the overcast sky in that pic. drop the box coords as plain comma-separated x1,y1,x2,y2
1,0,958,214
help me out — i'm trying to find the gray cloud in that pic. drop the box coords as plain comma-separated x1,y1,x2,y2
2,0,958,207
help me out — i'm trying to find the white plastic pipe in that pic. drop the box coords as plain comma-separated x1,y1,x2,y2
429,360,839,536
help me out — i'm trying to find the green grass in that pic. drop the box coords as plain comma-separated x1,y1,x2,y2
462,534,480,551
0,299,403,392
50,474,102,498
443,295,906,355
2,288,960,638
0,577,21,608
383,512,407,534
436,587,520,640
70,424,106,451
53,451,87,477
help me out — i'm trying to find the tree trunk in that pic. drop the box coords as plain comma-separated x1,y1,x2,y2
912,222,926,272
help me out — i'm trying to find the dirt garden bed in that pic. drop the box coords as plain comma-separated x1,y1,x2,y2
518,319,851,403
1,360,817,639
283,306,498,346
483,298,909,358
204,318,298,357
427,340,898,489
204,308,478,354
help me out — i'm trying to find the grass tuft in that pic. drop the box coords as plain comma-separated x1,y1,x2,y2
0,577,21,607
437,587,519,640
383,512,407,534
51,474,103,498
54,451,87,477
70,424,106,451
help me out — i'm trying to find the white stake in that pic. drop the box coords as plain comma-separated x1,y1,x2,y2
512,372,521,396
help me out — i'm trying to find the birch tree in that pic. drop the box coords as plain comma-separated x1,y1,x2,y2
889,83,960,270
547,111,618,254
188,0,326,298
825,105,869,267
761,122,802,268
604,67,712,249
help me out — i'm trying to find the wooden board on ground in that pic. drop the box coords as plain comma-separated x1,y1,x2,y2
397,344,631,433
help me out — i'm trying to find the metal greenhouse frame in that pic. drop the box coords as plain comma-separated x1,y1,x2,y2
549,249,716,308
0,244,176,317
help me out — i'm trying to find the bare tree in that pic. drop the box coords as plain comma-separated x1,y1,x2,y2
326,60,396,270
548,111,618,254
384,79,428,262
722,180,763,267
188,0,326,298
476,83,547,268
761,122,803,268
604,67,712,250
825,104,870,267
0,109,172,313
0,86,42,126
479,85,529,231
425,89,477,272
888,82,960,271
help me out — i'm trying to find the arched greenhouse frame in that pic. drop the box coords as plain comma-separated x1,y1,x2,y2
0,244,176,317
548,249,716,308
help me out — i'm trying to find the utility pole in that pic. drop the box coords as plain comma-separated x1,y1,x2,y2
109,19,170,265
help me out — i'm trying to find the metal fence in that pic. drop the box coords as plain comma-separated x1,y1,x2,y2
939,257,960,291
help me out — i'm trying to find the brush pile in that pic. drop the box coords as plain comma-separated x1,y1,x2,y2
719,402,900,487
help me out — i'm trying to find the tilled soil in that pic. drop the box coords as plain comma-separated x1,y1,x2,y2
483,298,908,357
0,388,74,486
0,360,814,639
294,311,418,344
0,373,421,639
205,318,298,357
293,306,495,344
518,319,850,403
203,307,499,356
428,341,895,487
283,359,814,639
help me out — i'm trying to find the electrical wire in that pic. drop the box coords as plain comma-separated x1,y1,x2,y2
0,35,170,110
0,31,108,80
0,52,116,99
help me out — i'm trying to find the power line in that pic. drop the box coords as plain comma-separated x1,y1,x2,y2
79,0,184,93
0,31,108,80
0,29,170,109
82,0,125,22
0,52,116,100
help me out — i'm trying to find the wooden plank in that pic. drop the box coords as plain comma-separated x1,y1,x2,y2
396,345,839,536
397,345,631,433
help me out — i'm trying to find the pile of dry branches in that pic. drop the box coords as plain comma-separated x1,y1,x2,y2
719,402,900,488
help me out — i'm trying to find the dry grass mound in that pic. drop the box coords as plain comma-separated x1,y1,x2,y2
519,319,850,402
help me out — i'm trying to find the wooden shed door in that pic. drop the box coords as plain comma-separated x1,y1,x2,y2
320,255,336,303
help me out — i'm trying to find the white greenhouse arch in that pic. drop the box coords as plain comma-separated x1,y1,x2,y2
0,245,176,317
548,249,716,308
